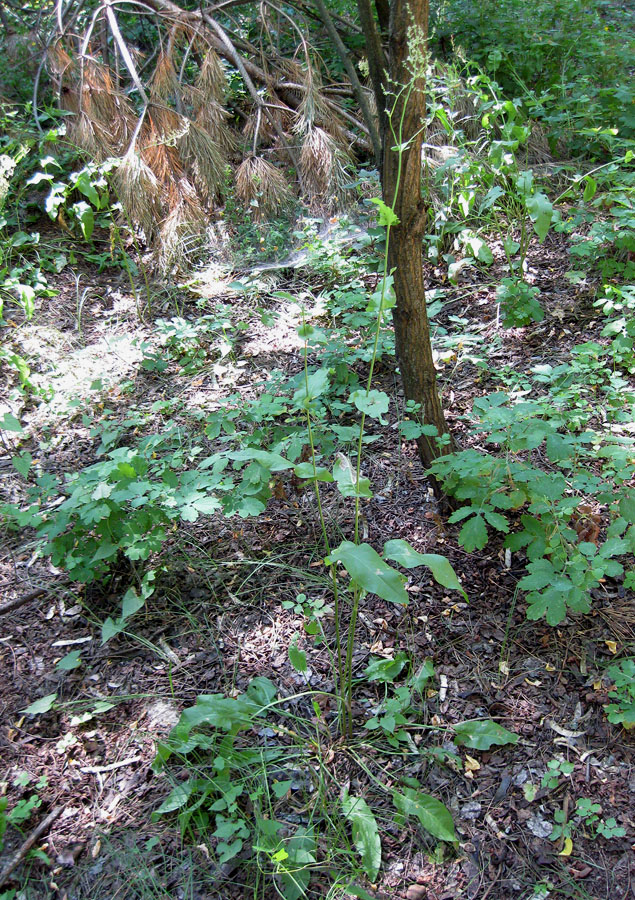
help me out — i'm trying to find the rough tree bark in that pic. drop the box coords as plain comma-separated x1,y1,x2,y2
361,0,453,472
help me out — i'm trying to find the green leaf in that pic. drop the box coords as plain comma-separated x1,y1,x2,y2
341,793,381,881
332,454,373,498
292,367,331,406
101,616,123,643
327,541,408,605
483,510,509,533
289,639,307,674
22,693,57,716
369,197,399,226
73,201,94,240
272,780,293,798
453,719,519,750
364,652,408,682
459,515,489,552
410,659,435,691
74,171,100,207
349,389,389,420
12,452,32,478
56,650,82,671
121,587,144,620
229,449,293,472
525,192,553,242
293,462,333,482
1,413,24,433
583,176,597,202
619,495,635,523
392,788,456,842
383,539,466,596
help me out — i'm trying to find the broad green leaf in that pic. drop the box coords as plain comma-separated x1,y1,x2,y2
292,367,331,406
341,792,381,881
525,589,567,625
383,539,466,596
364,652,408,682
392,788,456,842
74,171,100,207
459,515,489,552
1,413,23,433
192,496,222,514
289,639,307,674
410,659,435,692
293,462,333,482
56,650,82,671
619,495,635,523
332,454,372,498
121,587,144,620
73,201,94,240
349,389,389,420
12,452,32,478
229,449,293,472
101,616,123,643
525,192,553,242
327,541,408,605
369,197,399,226
272,780,293,798
155,779,197,815
22,693,57,716
583,176,597,202
483,510,509,533
453,719,518,750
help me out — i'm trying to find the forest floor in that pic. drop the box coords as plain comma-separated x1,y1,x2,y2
0,219,633,900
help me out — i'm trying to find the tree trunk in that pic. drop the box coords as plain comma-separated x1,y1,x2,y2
379,0,453,470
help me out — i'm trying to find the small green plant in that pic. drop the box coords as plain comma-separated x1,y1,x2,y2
428,392,635,624
541,757,574,792
0,773,49,853
604,658,635,729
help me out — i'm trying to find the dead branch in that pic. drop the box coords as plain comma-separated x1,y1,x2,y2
0,807,63,888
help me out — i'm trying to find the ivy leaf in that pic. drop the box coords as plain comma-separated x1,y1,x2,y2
383,539,466,596
327,541,408,605
349,389,389,421
453,719,519,750
392,787,456,842
341,792,381,881
459,515,489,552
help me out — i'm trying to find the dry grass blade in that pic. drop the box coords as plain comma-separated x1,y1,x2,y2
235,156,293,220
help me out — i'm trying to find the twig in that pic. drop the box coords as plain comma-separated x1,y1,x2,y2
0,806,63,888
80,755,142,774
0,581,70,616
